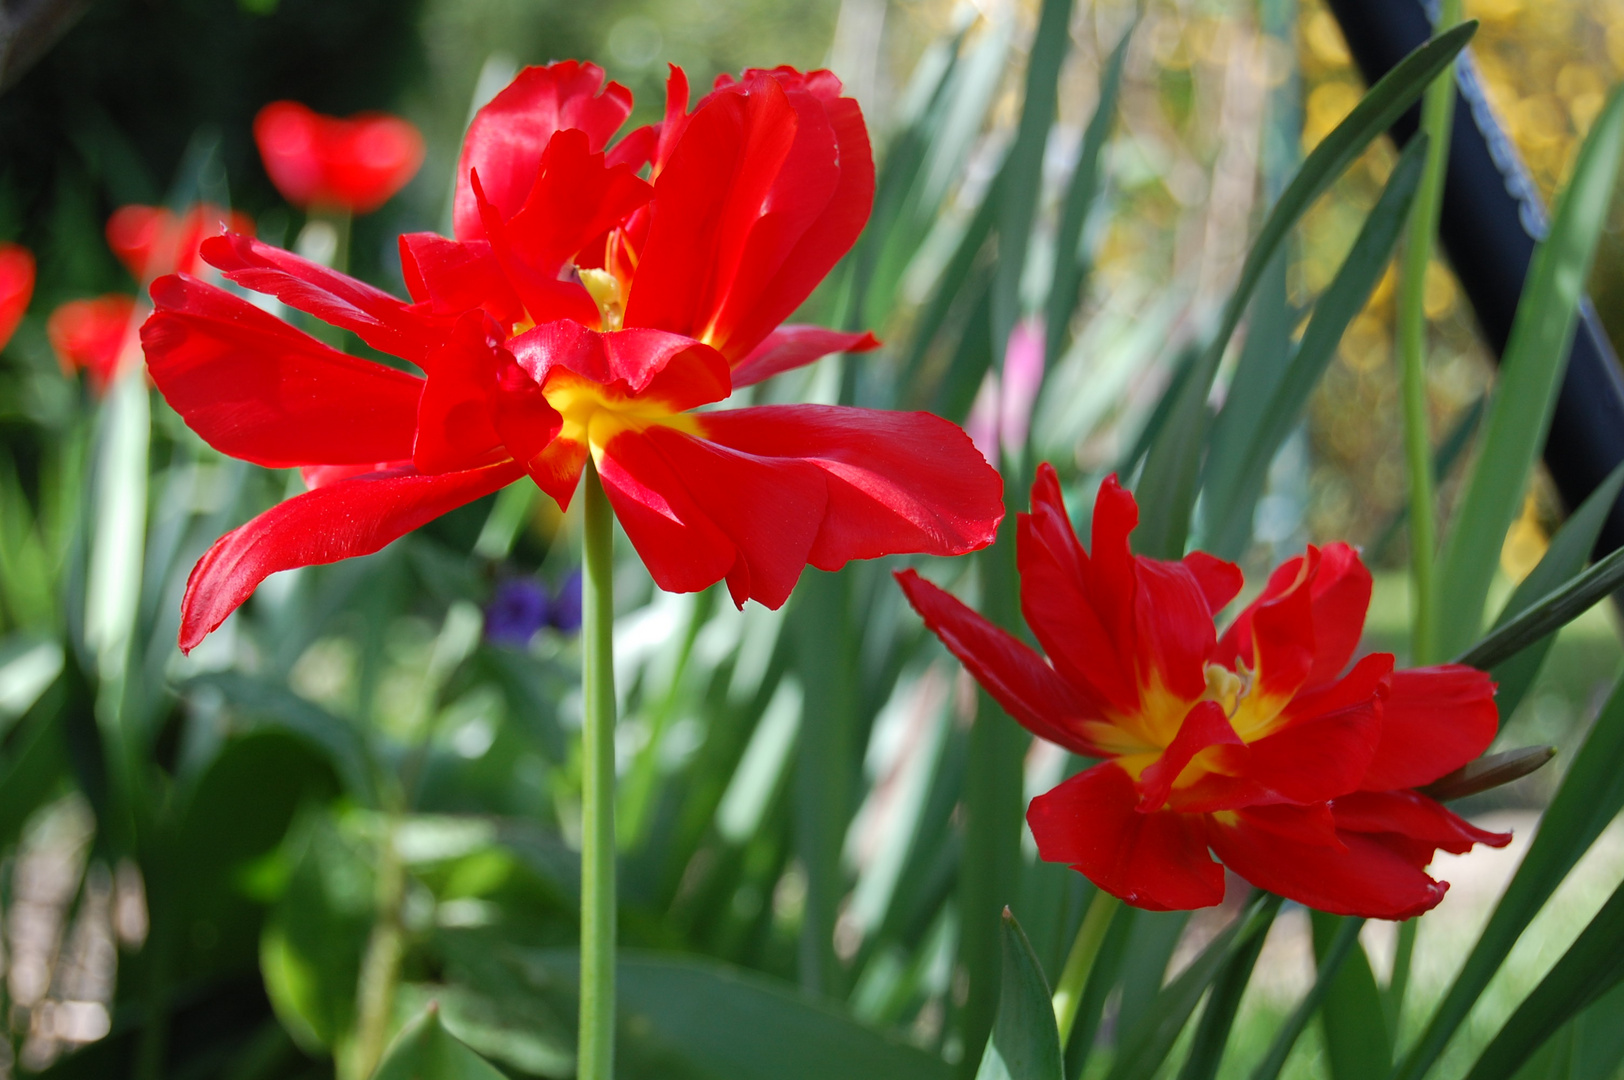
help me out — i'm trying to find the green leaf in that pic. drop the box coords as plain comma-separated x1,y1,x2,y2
1251,916,1364,1080
1367,395,1486,564
1044,21,1133,369
1132,22,1476,558
1177,897,1280,1080
1395,669,1624,1080
1454,542,1624,672
372,1003,508,1080
1105,895,1280,1080
1203,135,1429,558
1310,911,1389,1080
975,909,1063,1080
514,948,952,1080
1433,84,1624,658
1473,461,1624,719
1463,873,1624,1080
187,672,376,804
991,0,1074,364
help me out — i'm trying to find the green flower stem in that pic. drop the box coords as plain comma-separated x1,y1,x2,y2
1051,889,1121,1047
579,459,619,1080
348,830,405,1080
1397,0,1462,666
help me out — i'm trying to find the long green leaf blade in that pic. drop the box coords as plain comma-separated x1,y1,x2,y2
1205,135,1429,557
975,909,1063,1080
1132,22,1477,557
1433,85,1624,658
1455,542,1624,671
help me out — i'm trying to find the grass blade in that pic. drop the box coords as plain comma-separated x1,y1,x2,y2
974,909,1064,1080
1433,85,1624,658
1176,898,1280,1080
1204,135,1429,557
1251,916,1364,1080
1454,542,1624,671
1133,23,1476,557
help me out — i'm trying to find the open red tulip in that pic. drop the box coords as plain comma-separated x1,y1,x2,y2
254,101,425,214
50,295,137,393
143,61,1003,652
0,243,34,352
107,204,255,281
897,465,1510,920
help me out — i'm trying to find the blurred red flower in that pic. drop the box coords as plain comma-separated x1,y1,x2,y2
0,243,34,351
107,204,255,280
49,295,137,393
254,101,424,214
142,62,1002,651
898,466,1511,921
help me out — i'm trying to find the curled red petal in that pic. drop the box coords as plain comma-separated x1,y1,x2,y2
1029,762,1226,911
895,568,1102,757
180,460,522,652
398,233,523,325
1137,700,1244,812
202,233,440,364
1208,805,1448,920
412,311,510,475
507,321,731,411
697,404,1003,570
1182,551,1244,615
470,170,601,328
1131,557,1217,703
1362,665,1500,791
729,325,879,388
1016,464,1138,716
1332,789,1512,858
503,128,651,278
142,274,421,467
454,62,634,241
608,425,829,608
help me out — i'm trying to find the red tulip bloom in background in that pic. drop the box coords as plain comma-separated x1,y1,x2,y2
143,61,1003,652
107,204,255,280
0,243,34,351
898,466,1510,920
50,296,137,392
254,101,425,213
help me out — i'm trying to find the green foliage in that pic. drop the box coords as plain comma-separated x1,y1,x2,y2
975,911,1062,1080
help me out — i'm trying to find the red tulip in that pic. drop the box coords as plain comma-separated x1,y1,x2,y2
897,466,1510,920
254,101,424,213
49,295,137,393
141,61,1003,652
0,243,34,351
107,204,256,281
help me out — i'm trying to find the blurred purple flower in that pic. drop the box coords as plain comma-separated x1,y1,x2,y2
549,569,582,633
485,577,549,647
965,317,1046,470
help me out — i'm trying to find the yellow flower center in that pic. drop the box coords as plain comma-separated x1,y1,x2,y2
542,374,699,463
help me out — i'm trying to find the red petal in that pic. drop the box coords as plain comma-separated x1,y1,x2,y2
1244,549,1318,701
1362,665,1500,791
1215,543,1374,689
623,75,800,351
1333,790,1512,856
0,243,35,352
1029,763,1226,911
1090,475,1139,659
180,461,522,651
729,325,879,387
895,568,1103,757
488,351,569,505
508,321,732,409
697,404,1003,568
705,72,875,361
1017,465,1139,716
321,113,424,214
1132,557,1217,703
142,274,421,467
397,233,524,325
470,170,601,328
1137,700,1244,811
454,62,634,241
1183,551,1244,615
412,311,510,474
1208,806,1448,919
1244,681,1382,805
605,425,829,608
503,128,651,277
202,233,440,364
